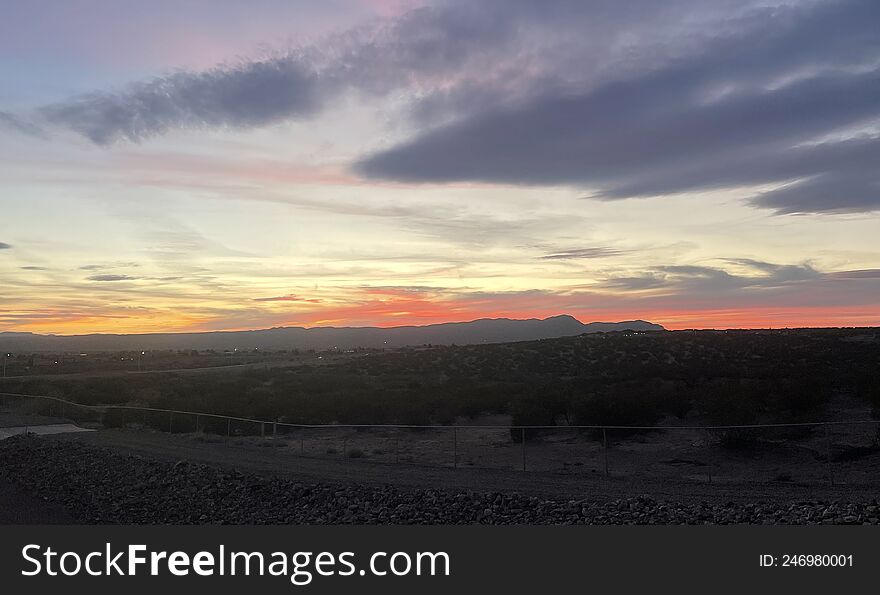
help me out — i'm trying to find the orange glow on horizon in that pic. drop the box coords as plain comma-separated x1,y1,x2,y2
6,304,879,336
4,284,879,336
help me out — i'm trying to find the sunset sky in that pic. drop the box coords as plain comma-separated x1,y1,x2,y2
1,0,879,334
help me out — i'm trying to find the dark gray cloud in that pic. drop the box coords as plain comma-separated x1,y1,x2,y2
827,269,880,279
20,266,48,270
723,259,821,283
359,69,880,182
0,242,11,250
602,275,668,291
594,135,880,211
603,260,825,294
752,169,880,214
42,59,321,144
79,262,140,271
35,2,513,144
356,0,880,214
539,247,627,260
87,274,139,282
18,0,880,214
253,294,322,303
33,0,751,145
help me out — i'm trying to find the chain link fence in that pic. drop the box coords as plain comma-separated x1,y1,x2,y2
2,391,879,486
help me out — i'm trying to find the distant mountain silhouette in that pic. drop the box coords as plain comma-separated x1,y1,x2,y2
0,315,664,352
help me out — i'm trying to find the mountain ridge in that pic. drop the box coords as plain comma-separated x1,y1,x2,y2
0,315,664,352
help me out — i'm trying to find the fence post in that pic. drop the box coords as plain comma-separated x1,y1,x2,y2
343,438,347,458
226,418,231,445
261,422,265,439
824,423,834,486
395,438,400,464
602,428,609,476
300,437,304,456
705,429,712,484
273,420,278,452
521,427,526,472
453,427,458,469
196,414,201,433
169,411,173,434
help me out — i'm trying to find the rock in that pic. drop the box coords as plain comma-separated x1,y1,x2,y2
1,435,878,525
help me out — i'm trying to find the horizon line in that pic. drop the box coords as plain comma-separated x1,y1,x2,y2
0,314,647,337
1,314,878,339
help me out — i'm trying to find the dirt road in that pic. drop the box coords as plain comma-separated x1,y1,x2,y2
47,427,880,504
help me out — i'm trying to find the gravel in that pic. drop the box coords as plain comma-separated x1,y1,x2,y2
1,435,878,525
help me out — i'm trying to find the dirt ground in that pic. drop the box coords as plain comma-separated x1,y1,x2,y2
3,396,879,504
15,424,878,505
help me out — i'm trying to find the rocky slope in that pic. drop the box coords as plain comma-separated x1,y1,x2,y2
0,436,876,525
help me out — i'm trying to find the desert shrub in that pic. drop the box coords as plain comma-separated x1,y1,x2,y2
347,447,366,458
701,380,760,424
763,376,831,421
700,380,763,450
718,428,761,450
509,389,562,442
571,385,666,430
101,408,128,428
832,443,879,462
856,370,880,419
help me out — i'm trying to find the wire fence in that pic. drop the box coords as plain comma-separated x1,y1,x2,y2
2,391,880,486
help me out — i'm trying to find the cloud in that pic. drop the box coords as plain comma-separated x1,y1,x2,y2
752,168,880,214
242,264,880,330
602,275,668,291
86,274,139,282
355,0,880,214
33,1,513,144
41,57,322,144
724,259,821,282
253,294,322,303
601,259,825,296
0,111,44,137
17,0,880,214
0,242,11,250
592,134,880,214
33,0,753,145
20,266,49,271
79,262,140,271
539,247,627,260
827,269,880,279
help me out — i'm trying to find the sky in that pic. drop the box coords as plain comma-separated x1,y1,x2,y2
1,0,879,335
